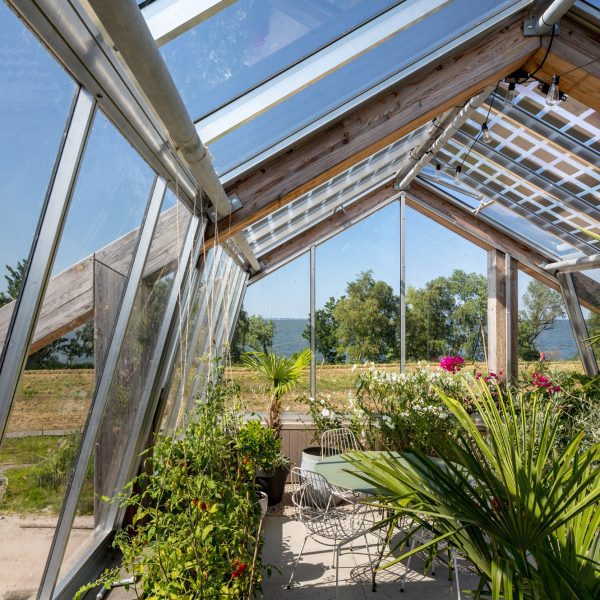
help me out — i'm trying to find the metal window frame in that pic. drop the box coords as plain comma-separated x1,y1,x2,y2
38,176,168,600
309,245,316,398
0,87,96,442
558,272,599,376
103,214,206,532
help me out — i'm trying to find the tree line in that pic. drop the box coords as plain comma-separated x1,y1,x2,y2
234,269,599,363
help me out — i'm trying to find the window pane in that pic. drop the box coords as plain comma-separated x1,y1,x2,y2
58,193,193,582
315,203,400,404
208,0,521,173
406,207,487,364
230,253,310,413
0,1,76,358
0,111,154,594
161,0,399,120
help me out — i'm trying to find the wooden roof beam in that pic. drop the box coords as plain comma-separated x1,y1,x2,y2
521,16,600,112
205,11,539,247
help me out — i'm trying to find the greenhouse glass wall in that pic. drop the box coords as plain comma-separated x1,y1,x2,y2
0,0,598,597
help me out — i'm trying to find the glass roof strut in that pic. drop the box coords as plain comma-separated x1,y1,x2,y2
393,86,495,191
86,0,260,273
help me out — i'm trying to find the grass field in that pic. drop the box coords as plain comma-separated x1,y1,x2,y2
0,360,582,515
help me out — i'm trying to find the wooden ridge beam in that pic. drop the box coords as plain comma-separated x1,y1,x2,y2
207,11,538,247
521,17,600,112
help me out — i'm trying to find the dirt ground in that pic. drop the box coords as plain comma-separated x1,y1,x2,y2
0,513,94,599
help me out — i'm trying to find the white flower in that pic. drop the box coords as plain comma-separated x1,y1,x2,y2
382,415,393,427
351,364,358,372
308,397,315,403
320,399,325,405
321,408,330,417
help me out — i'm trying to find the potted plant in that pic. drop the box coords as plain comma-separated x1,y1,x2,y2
242,348,311,504
238,419,290,506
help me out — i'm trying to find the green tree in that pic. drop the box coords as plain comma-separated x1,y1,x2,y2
518,279,565,361
302,297,343,363
587,311,600,353
231,307,249,363
406,270,487,361
333,271,398,362
231,308,274,357
0,259,27,307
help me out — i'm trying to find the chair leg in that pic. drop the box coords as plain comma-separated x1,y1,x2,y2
335,544,342,599
400,537,416,592
287,534,309,589
332,539,336,567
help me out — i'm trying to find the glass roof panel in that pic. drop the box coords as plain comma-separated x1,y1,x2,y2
161,0,401,120
206,0,528,174
245,126,428,256
433,82,600,257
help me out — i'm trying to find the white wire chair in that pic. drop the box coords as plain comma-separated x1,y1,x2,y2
320,427,360,457
320,428,363,501
287,467,376,598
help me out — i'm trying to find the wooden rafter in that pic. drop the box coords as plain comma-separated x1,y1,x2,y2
521,17,600,112
205,11,539,247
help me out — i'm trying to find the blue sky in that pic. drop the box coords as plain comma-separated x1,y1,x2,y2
244,203,491,319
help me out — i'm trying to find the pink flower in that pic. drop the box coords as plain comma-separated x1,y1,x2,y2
439,355,465,373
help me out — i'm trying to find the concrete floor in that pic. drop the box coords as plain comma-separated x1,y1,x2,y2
261,515,479,599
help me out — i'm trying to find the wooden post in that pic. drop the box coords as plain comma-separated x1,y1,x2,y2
487,250,518,382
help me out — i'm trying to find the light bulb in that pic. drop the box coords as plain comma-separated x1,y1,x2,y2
507,82,517,104
546,75,561,106
481,123,493,144
454,165,462,183
435,162,442,181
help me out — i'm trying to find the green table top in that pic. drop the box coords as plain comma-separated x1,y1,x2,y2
314,450,445,495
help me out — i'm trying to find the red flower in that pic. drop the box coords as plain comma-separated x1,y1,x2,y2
231,563,248,579
439,355,465,373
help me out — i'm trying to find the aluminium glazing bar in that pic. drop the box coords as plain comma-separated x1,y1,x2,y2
310,245,316,398
0,88,95,443
557,272,599,375
143,0,235,46
38,177,168,600
399,195,406,373
544,254,600,273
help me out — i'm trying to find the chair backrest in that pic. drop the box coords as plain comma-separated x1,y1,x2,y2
321,428,360,458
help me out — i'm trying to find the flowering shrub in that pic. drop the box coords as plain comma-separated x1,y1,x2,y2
531,370,562,395
349,364,472,454
439,355,465,373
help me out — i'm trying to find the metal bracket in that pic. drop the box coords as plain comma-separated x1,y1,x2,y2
206,193,243,222
523,18,559,36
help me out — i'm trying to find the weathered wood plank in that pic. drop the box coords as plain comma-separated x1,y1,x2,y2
0,206,187,352
205,12,538,246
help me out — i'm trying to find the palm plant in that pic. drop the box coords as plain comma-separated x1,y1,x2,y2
348,380,600,599
577,226,600,349
242,348,311,438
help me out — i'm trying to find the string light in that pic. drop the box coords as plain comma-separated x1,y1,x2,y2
435,161,442,181
454,165,462,183
545,74,561,106
506,82,517,103
481,122,493,144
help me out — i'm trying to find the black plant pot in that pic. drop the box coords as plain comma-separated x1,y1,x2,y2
256,464,290,506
